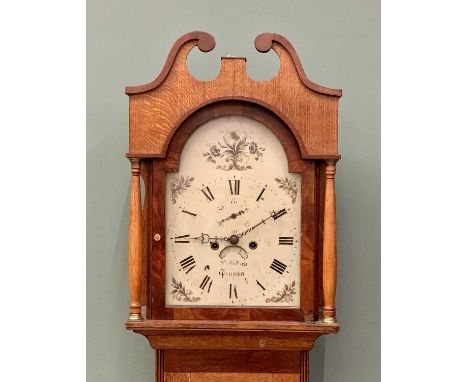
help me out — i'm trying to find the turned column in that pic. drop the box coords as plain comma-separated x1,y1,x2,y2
128,158,143,321
322,160,337,323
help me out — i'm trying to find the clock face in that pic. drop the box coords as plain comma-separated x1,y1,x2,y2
165,116,301,308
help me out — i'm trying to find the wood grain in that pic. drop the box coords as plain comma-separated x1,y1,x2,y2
164,350,300,373
126,319,339,332
300,351,309,382
316,162,326,313
135,334,333,352
126,32,341,158
156,349,164,382
158,349,305,381
254,33,341,96
151,160,172,320
126,320,338,351
141,160,152,313
300,163,316,321
128,158,143,321
164,372,300,382
146,334,317,351
126,31,216,94
163,372,190,382
322,160,337,323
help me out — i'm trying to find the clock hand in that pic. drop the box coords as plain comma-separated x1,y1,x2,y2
238,208,285,238
217,208,248,226
191,233,230,244
191,207,285,245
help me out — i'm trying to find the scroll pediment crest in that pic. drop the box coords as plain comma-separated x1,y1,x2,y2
126,31,341,158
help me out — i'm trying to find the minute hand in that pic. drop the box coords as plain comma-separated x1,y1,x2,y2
238,208,286,238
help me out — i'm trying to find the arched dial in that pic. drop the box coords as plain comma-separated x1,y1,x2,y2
165,116,301,308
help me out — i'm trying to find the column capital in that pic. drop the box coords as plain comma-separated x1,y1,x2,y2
324,160,337,179
130,158,142,174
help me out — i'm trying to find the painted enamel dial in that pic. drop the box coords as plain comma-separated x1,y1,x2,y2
165,116,301,307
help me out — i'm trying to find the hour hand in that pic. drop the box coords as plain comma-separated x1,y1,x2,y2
217,208,248,226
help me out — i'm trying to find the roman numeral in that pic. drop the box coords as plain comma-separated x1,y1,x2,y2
179,256,196,273
256,280,266,291
272,208,287,220
174,234,190,243
279,236,294,245
201,186,215,202
270,259,287,275
182,209,197,217
229,179,240,195
229,284,238,299
200,275,212,292
256,185,267,201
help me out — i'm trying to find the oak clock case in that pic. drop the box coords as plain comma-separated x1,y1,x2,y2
124,31,341,382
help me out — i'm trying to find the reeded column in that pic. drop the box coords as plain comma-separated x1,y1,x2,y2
128,158,143,321
156,349,164,382
322,160,337,323
300,351,309,382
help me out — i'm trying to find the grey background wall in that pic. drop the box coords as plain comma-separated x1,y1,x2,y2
87,1,380,381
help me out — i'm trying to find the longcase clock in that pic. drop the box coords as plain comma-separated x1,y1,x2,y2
124,31,342,382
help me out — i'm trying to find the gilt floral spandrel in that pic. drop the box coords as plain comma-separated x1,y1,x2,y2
170,175,194,204
170,277,201,302
265,281,296,303
203,131,265,171
275,177,298,204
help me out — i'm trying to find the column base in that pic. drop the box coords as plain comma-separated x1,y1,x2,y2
128,313,143,321
323,316,337,324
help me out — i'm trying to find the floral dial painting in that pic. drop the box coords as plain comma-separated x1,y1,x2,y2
203,131,265,171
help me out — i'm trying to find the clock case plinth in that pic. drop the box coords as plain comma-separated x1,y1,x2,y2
126,320,339,382
126,320,339,351
124,32,342,382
